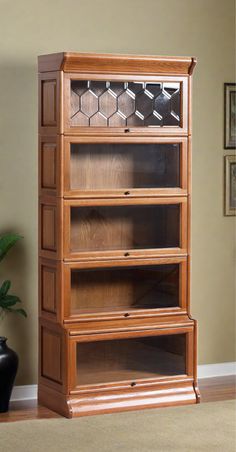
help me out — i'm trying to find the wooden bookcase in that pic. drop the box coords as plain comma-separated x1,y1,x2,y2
38,52,199,417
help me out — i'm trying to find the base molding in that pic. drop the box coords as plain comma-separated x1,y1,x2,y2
38,379,198,418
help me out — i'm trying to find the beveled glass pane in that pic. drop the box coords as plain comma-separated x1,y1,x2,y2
99,90,117,118
70,80,181,127
70,204,180,252
70,143,180,190
71,264,179,315
76,334,186,386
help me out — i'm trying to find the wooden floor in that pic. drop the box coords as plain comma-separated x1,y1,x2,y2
0,376,235,423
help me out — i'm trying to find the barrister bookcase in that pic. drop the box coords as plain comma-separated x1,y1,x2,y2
38,52,199,417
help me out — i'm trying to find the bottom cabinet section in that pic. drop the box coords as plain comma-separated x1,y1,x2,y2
38,321,199,417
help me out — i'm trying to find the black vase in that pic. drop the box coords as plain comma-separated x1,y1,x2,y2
0,337,18,413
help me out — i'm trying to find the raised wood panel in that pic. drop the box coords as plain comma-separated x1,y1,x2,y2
39,258,62,323
39,136,63,198
41,205,56,251
39,199,63,260
42,266,56,314
41,79,57,126
41,327,62,384
38,72,61,135
41,142,56,188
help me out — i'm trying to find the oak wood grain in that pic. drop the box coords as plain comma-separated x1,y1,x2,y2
38,52,196,75
38,52,198,418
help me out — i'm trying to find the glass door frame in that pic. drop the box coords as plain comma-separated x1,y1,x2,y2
63,73,189,136
63,196,187,261
63,136,188,199
67,325,194,393
62,256,188,321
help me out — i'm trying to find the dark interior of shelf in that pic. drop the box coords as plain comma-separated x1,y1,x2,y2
76,334,186,386
71,264,179,315
70,204,180,252
70,80,181,127
70,143,180,190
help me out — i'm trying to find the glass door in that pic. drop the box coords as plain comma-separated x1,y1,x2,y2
63,198,187,260
68,327,194,391
63,257,187,320
63,137,187,198
64,75,188,135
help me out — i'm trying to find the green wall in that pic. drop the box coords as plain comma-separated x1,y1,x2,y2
0,0,235,384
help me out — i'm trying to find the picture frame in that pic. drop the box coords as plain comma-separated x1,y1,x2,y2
224,83,236,149
224,155,236,216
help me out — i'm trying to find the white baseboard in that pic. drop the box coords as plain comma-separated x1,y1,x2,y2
10,362,236,402
11,384,38,402
197,361,236,379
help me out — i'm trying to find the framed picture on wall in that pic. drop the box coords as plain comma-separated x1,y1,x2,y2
224,155,236,216
224,83,236,149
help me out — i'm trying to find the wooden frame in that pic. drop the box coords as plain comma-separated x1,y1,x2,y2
224,83,236,149
38,52,198,418
224,154,236,215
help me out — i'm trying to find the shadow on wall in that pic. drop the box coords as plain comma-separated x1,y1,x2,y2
0,60,38,385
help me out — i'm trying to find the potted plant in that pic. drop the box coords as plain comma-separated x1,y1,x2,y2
0,233,27,412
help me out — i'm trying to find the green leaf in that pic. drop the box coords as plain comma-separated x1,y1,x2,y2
0,233,23,262
0,280,11,297
14,308,27,318
4,307,27,318
0,294,21,308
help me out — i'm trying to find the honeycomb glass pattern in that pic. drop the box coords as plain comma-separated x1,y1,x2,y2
70,80,181,127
